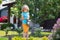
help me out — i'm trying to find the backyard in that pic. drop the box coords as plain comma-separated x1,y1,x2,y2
0,30,51,40
0,0,60,40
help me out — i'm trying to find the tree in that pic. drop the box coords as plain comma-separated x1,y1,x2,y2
11,0,60,24
0,0,2,4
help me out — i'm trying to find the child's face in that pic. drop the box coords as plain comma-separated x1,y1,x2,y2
23,7,28,12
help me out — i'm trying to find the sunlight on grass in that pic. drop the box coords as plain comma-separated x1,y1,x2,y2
0,30,51,36
41,32,51,35
0,37,8,40
7,31,19,35
33,37,42,40
12,36,42,40
0,31,50,40
0,30,6,36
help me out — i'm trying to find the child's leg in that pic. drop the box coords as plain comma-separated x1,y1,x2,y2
26,32,29,40
23,32,29,40
22,24,25,38
22,24,29,38
26,26,29,40
23,32,26,38
26,25,29,39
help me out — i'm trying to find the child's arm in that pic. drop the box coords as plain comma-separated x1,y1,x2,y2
21,16,24,20
27,14,30,20
21,13,24,20
27,13,30,20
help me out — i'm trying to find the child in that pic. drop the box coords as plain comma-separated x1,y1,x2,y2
21,5,30,39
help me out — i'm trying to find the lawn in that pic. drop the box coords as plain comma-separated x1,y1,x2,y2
41,32,51,36
0,30,51,40
0,36,48,40
0,37,8,40
0,37,41,40
0,30,51,36
0,30,6,36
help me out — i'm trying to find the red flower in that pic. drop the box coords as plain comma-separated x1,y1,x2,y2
0,17,3,22
0,16,8,22
1,16,8,20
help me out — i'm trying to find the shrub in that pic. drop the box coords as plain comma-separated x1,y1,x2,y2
1,23,14,30
53,29,60,40
30,27,42,37
0,0,2,4
15,27,23,35
12,36,26,40
48,18,60,40
42,36,48,40
0,37,8,40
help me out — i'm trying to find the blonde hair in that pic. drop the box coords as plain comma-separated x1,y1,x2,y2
22,5,29,11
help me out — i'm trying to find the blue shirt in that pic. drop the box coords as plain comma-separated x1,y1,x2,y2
21,12,29,24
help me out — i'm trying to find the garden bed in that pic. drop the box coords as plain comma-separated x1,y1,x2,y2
0,30,51,40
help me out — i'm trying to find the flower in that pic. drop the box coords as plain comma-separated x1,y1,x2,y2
48,34,53,40
0,17,3,22
1,16,8,20
56,18,60,26
53,24,57,30
12,36,21,40
48,18,60,40
12,36,26,40
0,16,8,22
42,36,48,40
57,18,60,24
53,18,60,30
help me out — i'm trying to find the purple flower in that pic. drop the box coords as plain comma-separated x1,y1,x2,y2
53,24,57,30
53,18,60,30
57,18,60,25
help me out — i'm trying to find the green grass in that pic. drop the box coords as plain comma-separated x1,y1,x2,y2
40,32,51,36
0,37,48,40
0,30,51,37
0,30,51,40
41,32,51,35
0,37,8,40
0,30,6,36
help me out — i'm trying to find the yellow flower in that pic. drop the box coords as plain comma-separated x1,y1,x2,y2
12,36,27,40
42,36,48,40
12,36,21,40
0,31,6,36
22,38,26,40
